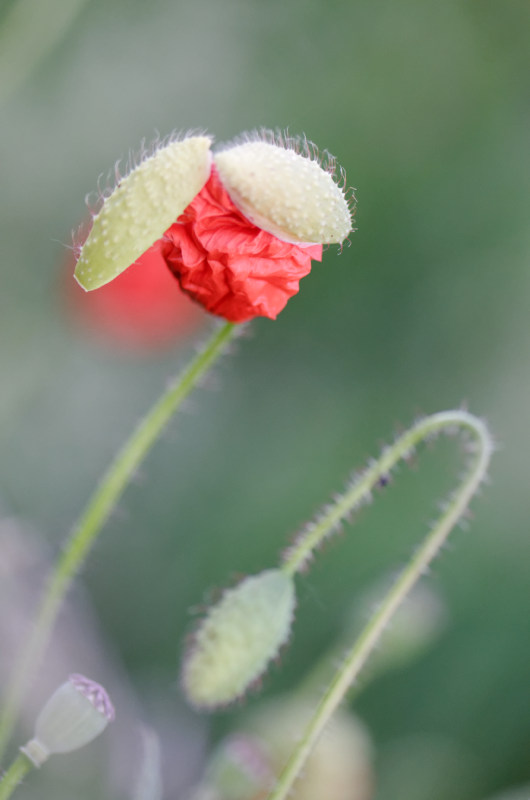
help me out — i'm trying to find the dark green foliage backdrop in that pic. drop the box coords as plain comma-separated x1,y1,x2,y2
1,1,529,798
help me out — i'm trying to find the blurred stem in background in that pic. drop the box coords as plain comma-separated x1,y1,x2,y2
0,321,236,763
133,728,163,800
0,753,32,800
0,0,89,107
269,411,493,800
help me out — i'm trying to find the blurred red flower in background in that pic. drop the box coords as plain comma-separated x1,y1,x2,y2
67,241,206,352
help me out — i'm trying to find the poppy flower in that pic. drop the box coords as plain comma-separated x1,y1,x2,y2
74,132,353,323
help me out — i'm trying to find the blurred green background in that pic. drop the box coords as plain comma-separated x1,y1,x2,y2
1,0,529,798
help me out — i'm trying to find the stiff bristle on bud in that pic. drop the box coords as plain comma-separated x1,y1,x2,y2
182,569,296,709
21,674,114,767
214,137,352,245
75,136,212,291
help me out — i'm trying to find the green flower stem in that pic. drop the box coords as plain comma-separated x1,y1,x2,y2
0,753,33,800
0,321,236,762
270,410,493,800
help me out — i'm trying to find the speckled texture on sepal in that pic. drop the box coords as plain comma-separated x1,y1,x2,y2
75,136,212,290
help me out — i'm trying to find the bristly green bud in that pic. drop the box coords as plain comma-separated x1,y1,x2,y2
21,674,115,767
214,133,352,245
182,569,296,709
75,135,212,291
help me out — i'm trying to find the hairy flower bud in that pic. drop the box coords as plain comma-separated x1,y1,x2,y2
21,674,115,766
72,129,354,323
182,569,296,709
214,136,352,245
75,136,212,291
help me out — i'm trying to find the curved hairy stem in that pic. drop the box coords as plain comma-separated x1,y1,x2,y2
270,410,493,800
0,321,236,761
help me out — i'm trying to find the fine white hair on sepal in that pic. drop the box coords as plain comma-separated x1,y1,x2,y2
81,129,212,225
74,133,213,291
214,129,355,246
218,128,342,179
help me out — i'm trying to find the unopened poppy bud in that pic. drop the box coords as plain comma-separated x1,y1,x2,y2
75,136,212,291
214,137,352,245
246,698,373,800
182,569,296,709
21,674,115,766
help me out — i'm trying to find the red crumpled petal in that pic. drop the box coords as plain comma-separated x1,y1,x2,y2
161,166,322,323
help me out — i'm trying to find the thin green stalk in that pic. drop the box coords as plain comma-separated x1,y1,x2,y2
0,321,236,761
0,753,32,800
270,410,493,800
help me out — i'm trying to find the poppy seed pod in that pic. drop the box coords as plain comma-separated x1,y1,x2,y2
75,136,212,291
214,138,352,244
21,674,115,766
182,569,296,709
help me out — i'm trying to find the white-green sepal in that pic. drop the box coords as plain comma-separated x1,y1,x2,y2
75,136,212,291
214,138,352,245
